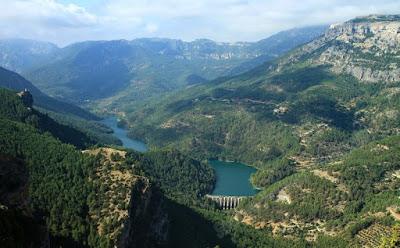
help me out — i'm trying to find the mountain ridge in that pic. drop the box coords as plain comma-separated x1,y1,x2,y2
0,66,97,120
118,14,400,244
1,14,399,247
0,26,327,107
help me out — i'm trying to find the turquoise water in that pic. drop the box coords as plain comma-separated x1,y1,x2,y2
100,117,148,152
101,117,257,196
209,160,259,196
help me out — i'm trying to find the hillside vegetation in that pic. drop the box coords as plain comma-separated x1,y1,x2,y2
122,15,400,245
1,15,399,248
1,88,290,247
5,26,326,108
0,66,97,120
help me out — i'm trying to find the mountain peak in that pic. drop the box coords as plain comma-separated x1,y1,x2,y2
282,15,400,83
350,14,400,23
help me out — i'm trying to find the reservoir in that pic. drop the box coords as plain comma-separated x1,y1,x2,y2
100,117,148,152
101,117,258,196
209,160,259,196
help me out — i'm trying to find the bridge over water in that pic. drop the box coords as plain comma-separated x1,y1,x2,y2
205,195,247,210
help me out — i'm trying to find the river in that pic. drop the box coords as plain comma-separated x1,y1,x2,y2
101,117,258,196
100,117,148,152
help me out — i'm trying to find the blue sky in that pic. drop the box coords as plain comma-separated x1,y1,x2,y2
1,0,399,46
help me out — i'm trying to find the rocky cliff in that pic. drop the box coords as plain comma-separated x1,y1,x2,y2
119,179,168,248
85,148,168,248
282,14,400,83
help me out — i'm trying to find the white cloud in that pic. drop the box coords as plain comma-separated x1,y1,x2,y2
0,0,98,44
0,0,399,45
1,0,97,27
145,23,159,33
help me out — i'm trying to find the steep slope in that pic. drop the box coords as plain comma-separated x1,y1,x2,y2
0,102,100,246
228,25,328,75
0,88,209,247
277,14,400,83
0,155,50,248
15,26,326,107
0,88,96,148
122,15,400,243
0,66,97,120
127,15,400,165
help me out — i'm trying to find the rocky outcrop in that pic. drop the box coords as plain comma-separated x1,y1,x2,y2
17,89,33,108
85,148,169,248
281,15,400,83
119,179,169,248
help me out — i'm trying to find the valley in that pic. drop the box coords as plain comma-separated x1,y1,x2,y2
1,11,399,248
100,116,258,199
114,15,400,246
0,26,326,109
100,116,148,153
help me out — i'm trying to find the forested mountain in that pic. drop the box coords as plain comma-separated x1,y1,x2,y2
227,25,327,75
126,14,400,164
1,13,399,248
0,67,125,145
0,88,301,247
0,39,58,73
0,89,206,247
0,88,97,148
121,15,400,245
0,66,97,120
0,26,327,107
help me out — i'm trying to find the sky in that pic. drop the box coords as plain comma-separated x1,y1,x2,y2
0,0,399,46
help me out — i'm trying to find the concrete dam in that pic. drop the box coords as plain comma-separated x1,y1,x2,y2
205,195,246,210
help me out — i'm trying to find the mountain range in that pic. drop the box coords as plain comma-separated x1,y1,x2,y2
0,15,399,248
120,14,400,244
0,26,327,108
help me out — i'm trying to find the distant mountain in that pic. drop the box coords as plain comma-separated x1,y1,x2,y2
0,26,327,107
127,14,400,164
0,66,97,120
0,39,58,73
228,25,328,75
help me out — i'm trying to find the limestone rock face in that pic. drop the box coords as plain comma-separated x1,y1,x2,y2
282,15,400,83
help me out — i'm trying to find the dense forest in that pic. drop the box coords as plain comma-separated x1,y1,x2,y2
0,88,330,248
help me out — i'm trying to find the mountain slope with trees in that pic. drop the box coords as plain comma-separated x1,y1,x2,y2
0,66,97,120
121,15,400,244
0,26,326,108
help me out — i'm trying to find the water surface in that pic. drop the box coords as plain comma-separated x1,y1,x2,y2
101,116,148,152
101,117,258,196
209,160,258,196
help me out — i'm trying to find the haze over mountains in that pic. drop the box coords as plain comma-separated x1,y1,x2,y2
0,25,327,107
